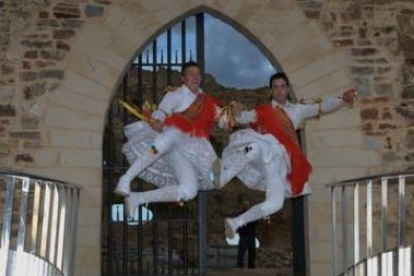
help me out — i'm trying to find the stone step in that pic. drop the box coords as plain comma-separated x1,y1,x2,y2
206,268,292,276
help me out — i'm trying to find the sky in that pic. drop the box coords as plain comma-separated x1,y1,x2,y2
139,13,276,89
204,14,275,89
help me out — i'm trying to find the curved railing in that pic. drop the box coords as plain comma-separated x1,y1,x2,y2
329,171,414,276
0,169,81,276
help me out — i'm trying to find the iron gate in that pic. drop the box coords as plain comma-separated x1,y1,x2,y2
102,10,307,276
102,13,206,276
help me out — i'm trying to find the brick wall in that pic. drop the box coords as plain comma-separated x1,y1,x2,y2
300,0,414,172
2,1,411,275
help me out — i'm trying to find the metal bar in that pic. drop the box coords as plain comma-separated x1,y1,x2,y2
122,73,129,276
182,20,186,64
56,187,67,270
381,177,388,276
342,186,349,274
196,12,206,276
62,188,73,276
398,175,406,276
105,99,115,276
40,182,52,258
292,196,307,276
68,188,80,276
152,40,158,104
381,177,388,251
153,207,159,275
327,171,414,188
367,180,373,275
353,182,360,276
138,53,144,276
183,203,189,274
30,181,42,254
0,176,15,276
167,29,172,85
48,184,60,264
168,208,173,275
16,177,30,252
0,169,81,188
331,187,338,276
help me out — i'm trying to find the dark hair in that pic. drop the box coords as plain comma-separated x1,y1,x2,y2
181,61,200,75
269,72,290,88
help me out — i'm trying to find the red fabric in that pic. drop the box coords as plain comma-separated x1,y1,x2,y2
164,94,218,138
251,105,312,195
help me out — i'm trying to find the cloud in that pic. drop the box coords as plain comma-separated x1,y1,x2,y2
205,14,276,89
140,14,276,89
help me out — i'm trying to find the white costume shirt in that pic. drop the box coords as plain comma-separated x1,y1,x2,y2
237,97,343,129
151,84,222,125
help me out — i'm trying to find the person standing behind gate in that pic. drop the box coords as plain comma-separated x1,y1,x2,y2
236,217,257,269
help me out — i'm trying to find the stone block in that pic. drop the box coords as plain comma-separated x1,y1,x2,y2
9,131,40,140
44,106,104,131
294,68,352,99
53,29,75,40
309,241,334,262
354,77,370,97
60,149,101,168
23,82,47,99
76,226,100,247
307,147,381,168
66,50,120,91
310,262,332,276
85,5,105,18
20,71,38,81
360,108,379,120
376,83,393,95
306,108,361,131
75,245,100,265
21,114,39,130
49,129,101,149
309,167,367,189
14,154,34,164
290,50,349,89
72,265,100,276
39,70,64,79
0,86,14,102
49,87,107,116
306,129,363,150
78,207,101,227
63,70,112,101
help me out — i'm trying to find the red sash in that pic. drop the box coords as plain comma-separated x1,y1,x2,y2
164,94,218,138
251,105,312,195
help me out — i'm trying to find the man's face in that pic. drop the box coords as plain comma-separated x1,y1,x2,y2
271,78,289,105
182,66,201,93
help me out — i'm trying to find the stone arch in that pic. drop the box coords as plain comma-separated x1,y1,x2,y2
28,1,376,275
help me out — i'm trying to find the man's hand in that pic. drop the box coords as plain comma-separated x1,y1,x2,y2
149,119,163,132
341,88,357,106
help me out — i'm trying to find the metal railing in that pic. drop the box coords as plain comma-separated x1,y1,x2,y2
329,171,414,276
0,169,81,276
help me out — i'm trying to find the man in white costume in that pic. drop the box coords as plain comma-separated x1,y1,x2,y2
114,61,225,218
219,72,356,238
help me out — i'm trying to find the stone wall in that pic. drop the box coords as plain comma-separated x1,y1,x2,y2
2,0,412,275
299,0,414,172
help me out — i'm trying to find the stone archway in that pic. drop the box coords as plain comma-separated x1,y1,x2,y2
23,1,373,275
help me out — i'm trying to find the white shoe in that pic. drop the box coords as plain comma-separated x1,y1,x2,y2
125,193,145,220
114,175,131,197
224,218,237,239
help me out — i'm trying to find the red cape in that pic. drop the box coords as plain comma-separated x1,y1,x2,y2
251,105,312,195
